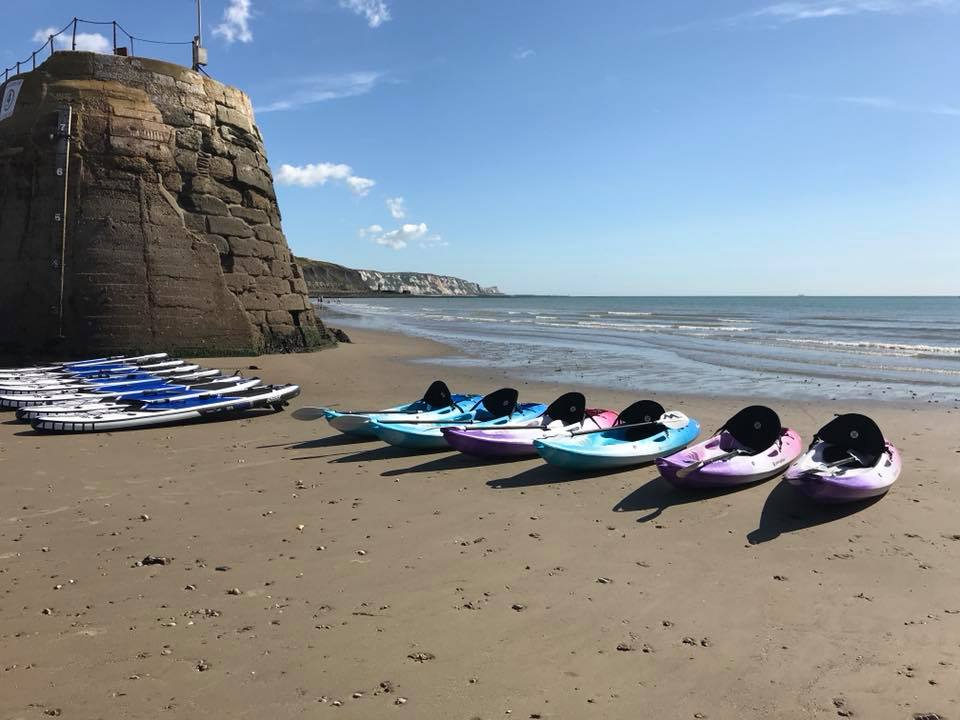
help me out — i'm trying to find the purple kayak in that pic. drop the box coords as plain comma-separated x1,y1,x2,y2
657,406,802,488
441,392,618,459
785,413,901,503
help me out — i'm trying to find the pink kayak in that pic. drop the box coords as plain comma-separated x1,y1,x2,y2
785,413,901,503
657,406,802,487
442,392,619,459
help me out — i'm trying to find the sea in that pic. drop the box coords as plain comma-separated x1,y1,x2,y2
319,296,960,404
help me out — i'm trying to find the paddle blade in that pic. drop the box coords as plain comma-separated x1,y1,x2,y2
675,448,741,479
291,406,330,421
659,411,690,429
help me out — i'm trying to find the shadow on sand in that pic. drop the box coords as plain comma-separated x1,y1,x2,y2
487,463,635,489
746,480,883,544
285,435,376,450
328,444,450,464
257,433,376,450
381,452,523,477
612,473,762,523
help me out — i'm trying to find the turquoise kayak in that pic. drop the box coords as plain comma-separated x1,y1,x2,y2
316,381,480,438
533,400,700,471
370,388,547,450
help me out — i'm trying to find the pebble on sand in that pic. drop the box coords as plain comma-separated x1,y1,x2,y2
407,651,436,662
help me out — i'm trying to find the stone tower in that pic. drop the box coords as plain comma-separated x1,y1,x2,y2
0,51,331,358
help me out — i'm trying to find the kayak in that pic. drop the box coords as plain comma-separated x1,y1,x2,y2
0,353,169,377
656,406,803,487
14,377,262,420
785,413,901,503
441,392,619,459
533,400,700,471
317,381,480,438
30,384,300,433
0,365,206,398
370,388,546,450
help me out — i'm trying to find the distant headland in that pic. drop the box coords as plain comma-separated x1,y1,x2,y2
296,257,502,298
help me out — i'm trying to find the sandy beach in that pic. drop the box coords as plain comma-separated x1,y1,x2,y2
2,327,958,720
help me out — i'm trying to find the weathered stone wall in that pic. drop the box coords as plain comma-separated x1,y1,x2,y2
0,51,331,357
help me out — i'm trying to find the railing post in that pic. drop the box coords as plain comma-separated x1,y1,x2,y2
32,51,36,70
71,18,77,51
130,36,135,56
16,61,20,76
113,22,117,53
49,35,55,56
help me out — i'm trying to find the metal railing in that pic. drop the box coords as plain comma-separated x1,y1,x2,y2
3,18,194,84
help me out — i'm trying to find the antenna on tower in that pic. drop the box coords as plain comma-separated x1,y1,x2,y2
192,0,208,71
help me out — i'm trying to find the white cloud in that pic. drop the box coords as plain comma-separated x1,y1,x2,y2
33,27,110,53
838,95,960,116
417,234,448,249
275,162,376,196
386,197,406,219
213,0,253,43
256,71,383,113
514,48,536,60
346,176,376,195
747,0,956,22
361,222,431,250
339,0,392,27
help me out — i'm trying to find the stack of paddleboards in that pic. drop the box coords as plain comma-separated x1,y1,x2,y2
0,353,299,432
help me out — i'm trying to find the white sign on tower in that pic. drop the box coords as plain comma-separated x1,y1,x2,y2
0,79,24,121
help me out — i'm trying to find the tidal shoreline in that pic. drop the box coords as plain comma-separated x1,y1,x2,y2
1,326,957,719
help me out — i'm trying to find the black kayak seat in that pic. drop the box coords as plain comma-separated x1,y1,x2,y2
543,392,586,426
721,405,782,455
474,388,519,420
422,380,454,409
815,413,886,466
616,399,666,441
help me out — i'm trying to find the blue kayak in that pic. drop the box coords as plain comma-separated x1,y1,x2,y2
320,381,480,438
370,388,546,450
533,400,700,471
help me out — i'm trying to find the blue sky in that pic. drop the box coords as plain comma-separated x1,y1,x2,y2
6,1,959,294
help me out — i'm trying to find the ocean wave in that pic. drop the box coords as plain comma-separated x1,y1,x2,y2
575,321,752,332
782,337,960,356
607,311,652,316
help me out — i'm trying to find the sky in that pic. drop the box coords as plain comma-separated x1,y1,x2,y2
5,0,960,295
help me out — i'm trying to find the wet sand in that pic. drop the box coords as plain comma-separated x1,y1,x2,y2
1,327,958,719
